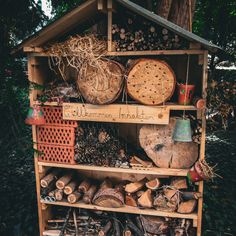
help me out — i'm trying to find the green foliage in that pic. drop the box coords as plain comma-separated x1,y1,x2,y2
193,0,236,61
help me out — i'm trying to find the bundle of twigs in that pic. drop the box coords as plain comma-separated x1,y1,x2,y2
46,34,107,81
198,159,221,180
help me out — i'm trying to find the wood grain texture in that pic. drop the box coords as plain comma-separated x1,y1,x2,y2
139,118,198,168
127,59,176,105
78,60,124,105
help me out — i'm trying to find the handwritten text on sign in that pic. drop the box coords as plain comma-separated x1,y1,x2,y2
63,103,169,124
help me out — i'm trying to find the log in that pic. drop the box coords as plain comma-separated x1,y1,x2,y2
55,189,64,201
56,173,73,190
137,189,153,208
170,177,188,190
136,191,145,198
182,191,202,201
145,178,161,190
64,181,77,195
125,178,146,193
125,194,137,207
139,118,198,168
67,191,82,204
93,187,124,208
100,178,112,189
123,229,132,236
177,199,197,213
156,0,173,19
164,189,178,201
98,221,112,236
140,216,169,234
82,185,97,204
125,214,143,236
78,179,91,193
113,213,121,236
127,59,176,105
78,60,124,105
40,169,60,188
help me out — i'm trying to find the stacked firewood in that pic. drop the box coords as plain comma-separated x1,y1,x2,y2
41,170,201,215
112,16,187,51
124,177,201,214
45,208,196,236
74,124,131,168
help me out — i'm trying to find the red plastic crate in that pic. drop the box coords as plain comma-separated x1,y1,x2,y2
42,106,77,127
37,125,75,146
37,144,75,164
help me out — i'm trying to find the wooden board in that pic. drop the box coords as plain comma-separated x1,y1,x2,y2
41,200,198,220
63,103,170,124
38,162,189,176
139,118,198,168
127,59,176,105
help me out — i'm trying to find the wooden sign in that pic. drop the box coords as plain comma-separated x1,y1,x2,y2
63,103,170,124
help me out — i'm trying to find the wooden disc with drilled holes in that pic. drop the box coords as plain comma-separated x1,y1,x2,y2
139,118,198,168
77,60,124,104
127,59,176,105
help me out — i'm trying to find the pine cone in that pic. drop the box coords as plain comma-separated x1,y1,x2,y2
98,130,110,143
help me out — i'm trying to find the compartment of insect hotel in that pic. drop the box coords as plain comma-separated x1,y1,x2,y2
20,0,221,235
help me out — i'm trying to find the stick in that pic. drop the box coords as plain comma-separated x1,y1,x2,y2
67,191,82,204
98,221,112,236
64,181,77,195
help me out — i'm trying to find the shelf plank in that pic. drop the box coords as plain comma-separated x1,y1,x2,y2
38,162,189,176
35,101,197,111
107,50,205,56
24,47,205,56
41,200,197,220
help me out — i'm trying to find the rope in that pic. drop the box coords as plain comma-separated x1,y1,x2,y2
183,55,190,119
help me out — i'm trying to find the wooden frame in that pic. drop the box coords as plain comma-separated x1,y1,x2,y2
25,3,209,235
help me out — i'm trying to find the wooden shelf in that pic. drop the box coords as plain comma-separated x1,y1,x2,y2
41,200,198,220
24,47,205,57
106,50,205,56
35,101,197,111
38,162,189,177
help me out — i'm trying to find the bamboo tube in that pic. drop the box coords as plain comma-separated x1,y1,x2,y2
67,191,82,204
56,173,73,190
64,181,77,195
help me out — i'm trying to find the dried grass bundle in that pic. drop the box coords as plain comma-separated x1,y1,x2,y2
46,34,107,81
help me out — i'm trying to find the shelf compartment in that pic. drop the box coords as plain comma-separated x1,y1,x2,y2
38,162,189,177
41,200,197,220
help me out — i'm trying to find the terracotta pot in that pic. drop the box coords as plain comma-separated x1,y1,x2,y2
187,161,209,183
192,97,206,109
25,105,46,126
178,84,195,105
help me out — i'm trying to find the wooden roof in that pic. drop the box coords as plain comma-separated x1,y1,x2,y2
14,0,220,53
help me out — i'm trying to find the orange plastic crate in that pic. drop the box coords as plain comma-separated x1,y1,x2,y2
37,125,75,146
42,106,77,127
37,144,75,164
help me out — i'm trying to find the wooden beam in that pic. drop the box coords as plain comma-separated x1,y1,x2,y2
197,50,208,236
107,0,113,52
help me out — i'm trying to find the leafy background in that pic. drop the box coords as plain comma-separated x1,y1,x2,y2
0,0,235,235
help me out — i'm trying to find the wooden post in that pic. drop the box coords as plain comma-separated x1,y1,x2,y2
107,0,113,52
197,50,208,236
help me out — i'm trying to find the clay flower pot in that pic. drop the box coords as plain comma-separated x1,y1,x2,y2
178,84,195,105
25,105,46,126
187,161,209,183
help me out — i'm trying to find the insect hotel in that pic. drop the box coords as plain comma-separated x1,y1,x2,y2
16,0,220,235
